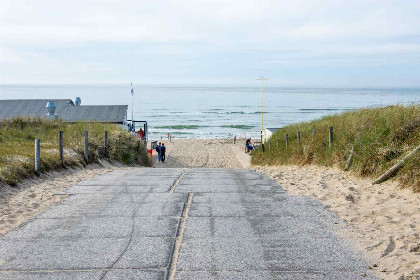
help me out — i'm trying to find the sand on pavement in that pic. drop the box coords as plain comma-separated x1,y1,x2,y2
256,165,420,280
0,163,116,235
151,138,419,279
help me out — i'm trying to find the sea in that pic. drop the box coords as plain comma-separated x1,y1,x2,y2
1,85,419,140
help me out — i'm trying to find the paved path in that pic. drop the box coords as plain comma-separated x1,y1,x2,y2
0,168,376,279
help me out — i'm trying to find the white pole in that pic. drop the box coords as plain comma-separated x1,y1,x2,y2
131,83,134,129
256,77,268,144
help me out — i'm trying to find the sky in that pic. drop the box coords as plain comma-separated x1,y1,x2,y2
0,0,419,87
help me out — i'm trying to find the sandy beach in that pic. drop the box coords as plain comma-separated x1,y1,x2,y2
150,138,252,169
1,138,418,279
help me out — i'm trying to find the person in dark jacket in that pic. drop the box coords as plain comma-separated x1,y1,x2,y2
161,143,166,163
245,138,254,153
156,142,162,162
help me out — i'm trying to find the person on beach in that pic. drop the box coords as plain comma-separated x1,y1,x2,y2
137,128,145,140
156,142,162,162
245,138,254,153
161,143,166,163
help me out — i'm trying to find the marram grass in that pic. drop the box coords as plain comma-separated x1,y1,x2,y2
251,105,420,192
0,118,151,186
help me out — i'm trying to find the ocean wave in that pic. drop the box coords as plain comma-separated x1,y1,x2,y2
215,111,270,115
161,131,194,135
154,125,210,129
220,125,255,129
166,110,271,115
152,124,256,130
169,111,203,115
299,108,353,111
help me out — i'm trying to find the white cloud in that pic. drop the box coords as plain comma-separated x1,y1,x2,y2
0,48,25,64
0,0,419,85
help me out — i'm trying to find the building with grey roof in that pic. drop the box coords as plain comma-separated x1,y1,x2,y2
0,98,127,123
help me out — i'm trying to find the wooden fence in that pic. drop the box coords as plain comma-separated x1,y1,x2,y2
262,126,334,152
34,130,110,175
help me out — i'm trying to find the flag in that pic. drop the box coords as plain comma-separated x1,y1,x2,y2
131,83,134,96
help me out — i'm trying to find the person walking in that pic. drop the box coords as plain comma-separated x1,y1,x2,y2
161,143,166,163
156,142,162,162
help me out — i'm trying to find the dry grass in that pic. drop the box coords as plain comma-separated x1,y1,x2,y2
251,105,420,192
0,118,151,186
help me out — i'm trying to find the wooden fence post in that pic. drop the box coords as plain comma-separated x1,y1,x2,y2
35,138,40,175
329,126,333,147
297,131,301,144
104,131,108,158
84,130,89,163
373,144,420,184
276,138,279,147
269,141,272,150
285,134,289,148
59,131,63,163
344,146,354,171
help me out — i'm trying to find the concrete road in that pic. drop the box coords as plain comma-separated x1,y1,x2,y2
0,168,376,279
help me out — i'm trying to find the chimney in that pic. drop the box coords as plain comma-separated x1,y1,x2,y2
75,97,81,106
46,101,58,120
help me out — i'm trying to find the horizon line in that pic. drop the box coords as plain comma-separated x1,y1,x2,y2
1,82,420,89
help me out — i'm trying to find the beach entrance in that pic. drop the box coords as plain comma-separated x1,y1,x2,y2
0,167,375,279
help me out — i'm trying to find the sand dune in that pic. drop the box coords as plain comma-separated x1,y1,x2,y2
257,165,420,280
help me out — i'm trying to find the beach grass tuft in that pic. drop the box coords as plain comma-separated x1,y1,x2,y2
0,118,151,186
251,105,420,192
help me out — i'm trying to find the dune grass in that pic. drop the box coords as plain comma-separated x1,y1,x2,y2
251,105,420,192
0,118,151,186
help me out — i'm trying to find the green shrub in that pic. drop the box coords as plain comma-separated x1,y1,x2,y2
252,105,420,192
0,117,151,186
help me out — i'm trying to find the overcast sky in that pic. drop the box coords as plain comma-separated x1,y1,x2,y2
0,0,419,87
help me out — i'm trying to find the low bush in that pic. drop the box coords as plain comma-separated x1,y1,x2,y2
251,105,420,192
0,118,151,186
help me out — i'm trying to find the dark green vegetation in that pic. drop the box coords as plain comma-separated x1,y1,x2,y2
252,105,420,192
0,118,151,186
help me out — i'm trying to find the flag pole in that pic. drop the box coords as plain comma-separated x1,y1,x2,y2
131,83,134,127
